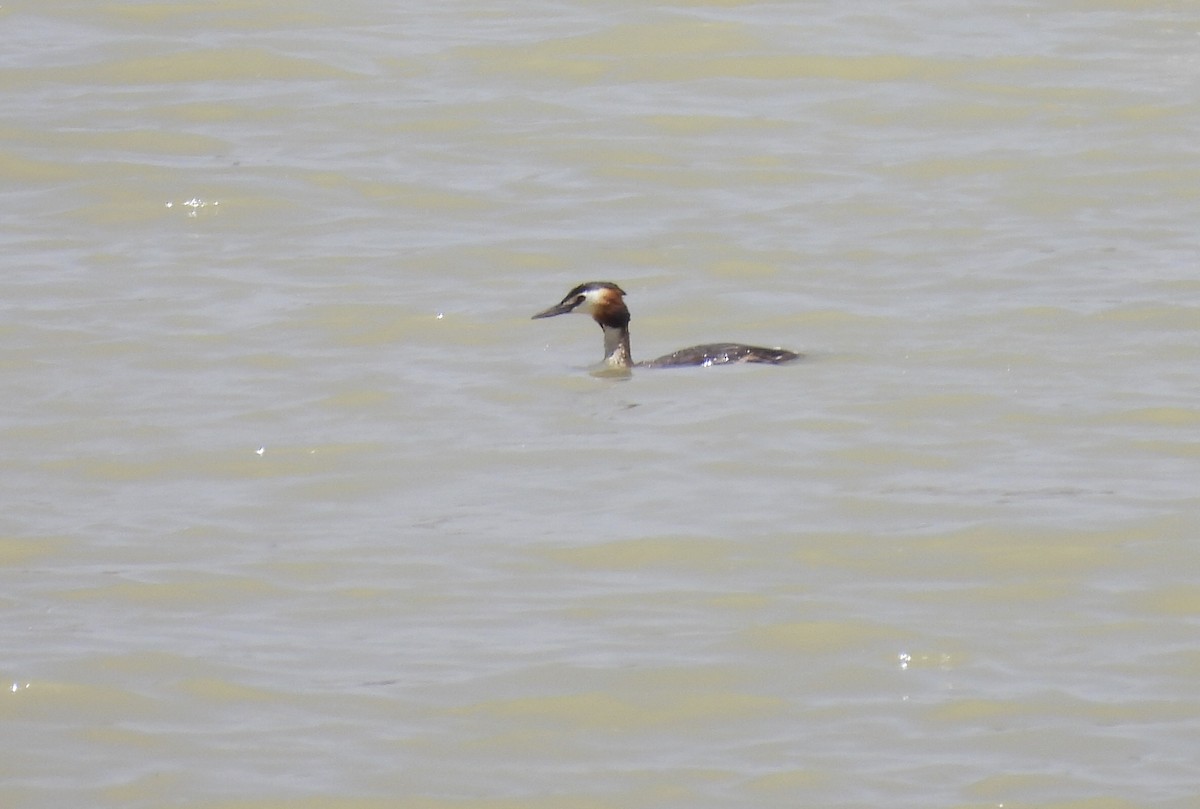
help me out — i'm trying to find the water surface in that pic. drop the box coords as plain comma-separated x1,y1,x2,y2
2,2,1198,807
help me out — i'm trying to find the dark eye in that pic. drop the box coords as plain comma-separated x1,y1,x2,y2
574,295,585,305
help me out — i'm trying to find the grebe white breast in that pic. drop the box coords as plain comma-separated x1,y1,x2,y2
532,281,801,369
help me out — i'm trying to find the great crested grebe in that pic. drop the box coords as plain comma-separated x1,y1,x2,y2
532,281,800,369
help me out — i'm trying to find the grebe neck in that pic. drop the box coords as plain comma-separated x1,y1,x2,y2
601,323,633,368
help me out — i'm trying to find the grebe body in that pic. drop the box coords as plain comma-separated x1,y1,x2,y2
532,281,800,369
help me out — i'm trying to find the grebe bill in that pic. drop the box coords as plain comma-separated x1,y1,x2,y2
532,281,801,369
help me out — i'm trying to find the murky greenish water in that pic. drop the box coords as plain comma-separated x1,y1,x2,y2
2,2,1198,807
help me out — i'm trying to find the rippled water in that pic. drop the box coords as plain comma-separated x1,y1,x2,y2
3,2,1198,807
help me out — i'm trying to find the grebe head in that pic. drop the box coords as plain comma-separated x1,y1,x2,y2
531,282,629,328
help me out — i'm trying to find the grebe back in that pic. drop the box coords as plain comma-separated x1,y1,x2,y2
532,281,800,369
